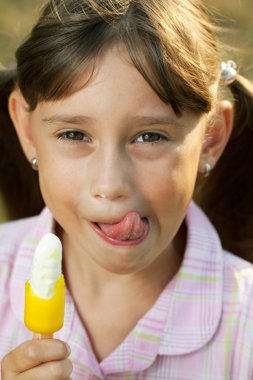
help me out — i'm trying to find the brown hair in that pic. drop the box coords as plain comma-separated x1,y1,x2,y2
0,69,44,219
195,74,253,262
0,0,253,260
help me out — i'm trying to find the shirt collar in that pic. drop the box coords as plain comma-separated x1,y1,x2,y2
159,202,223,355
9,202,224,374
100,202,223,375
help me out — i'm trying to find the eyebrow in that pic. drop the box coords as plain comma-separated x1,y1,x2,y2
41,115,93,126
129,115,185,128
41,114,185,128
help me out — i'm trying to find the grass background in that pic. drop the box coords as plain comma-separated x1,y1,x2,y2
0,0,252,221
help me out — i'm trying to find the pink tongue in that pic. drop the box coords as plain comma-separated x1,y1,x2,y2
98,212,147,241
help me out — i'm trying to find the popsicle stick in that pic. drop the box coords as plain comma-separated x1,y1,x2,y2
33,334,53,340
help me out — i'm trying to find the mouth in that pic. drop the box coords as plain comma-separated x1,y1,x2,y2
91,212,150,246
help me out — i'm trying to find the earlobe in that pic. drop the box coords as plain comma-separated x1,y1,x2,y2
8,90,37,161
199,100,234,173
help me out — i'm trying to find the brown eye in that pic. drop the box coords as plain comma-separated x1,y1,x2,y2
58,130,90,142
65,131,86,140
135,132,167,143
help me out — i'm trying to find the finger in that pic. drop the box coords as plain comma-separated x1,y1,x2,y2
15,358,73,380
2,339,70,374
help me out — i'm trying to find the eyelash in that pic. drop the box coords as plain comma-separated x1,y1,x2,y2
57,130,90,143
133,132,168,144
56,130,168,144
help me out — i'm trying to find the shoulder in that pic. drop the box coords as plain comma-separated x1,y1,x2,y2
222,251,253,340
188,203,253,319
220,252,253,374
223,250,253,297
0,215,39,260
0,215,40,311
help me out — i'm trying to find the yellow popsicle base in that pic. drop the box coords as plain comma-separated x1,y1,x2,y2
24,275,65,334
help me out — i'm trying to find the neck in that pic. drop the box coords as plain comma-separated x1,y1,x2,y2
59,223,186,362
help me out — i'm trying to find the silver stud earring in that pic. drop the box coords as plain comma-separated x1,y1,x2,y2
30,157,39,171
204,163,212,177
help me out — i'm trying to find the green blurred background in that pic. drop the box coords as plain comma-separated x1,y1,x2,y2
0,0,252,222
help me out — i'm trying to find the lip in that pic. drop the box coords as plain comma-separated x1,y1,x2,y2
90,218,150,247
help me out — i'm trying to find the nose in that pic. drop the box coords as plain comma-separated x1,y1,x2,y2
90,147,133,201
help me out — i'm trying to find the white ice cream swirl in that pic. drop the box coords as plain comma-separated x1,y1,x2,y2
29,233,62,299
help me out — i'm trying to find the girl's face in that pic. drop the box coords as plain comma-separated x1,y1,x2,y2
22,45,207,274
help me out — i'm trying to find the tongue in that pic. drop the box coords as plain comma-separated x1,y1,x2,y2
98,212,147,241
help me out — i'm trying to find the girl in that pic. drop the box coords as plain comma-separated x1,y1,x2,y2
1,0,253,378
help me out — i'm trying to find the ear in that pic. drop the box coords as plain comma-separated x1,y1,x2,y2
199,100,234,173
8,89,37,162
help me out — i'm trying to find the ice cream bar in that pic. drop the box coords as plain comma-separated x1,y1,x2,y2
24,233,65,337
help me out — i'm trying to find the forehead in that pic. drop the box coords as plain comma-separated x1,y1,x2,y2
34,45,204,129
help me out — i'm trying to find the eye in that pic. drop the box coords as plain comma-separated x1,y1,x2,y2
134,132,168,144
57,130,90,142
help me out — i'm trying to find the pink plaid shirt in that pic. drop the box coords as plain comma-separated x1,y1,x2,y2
0,202,253,379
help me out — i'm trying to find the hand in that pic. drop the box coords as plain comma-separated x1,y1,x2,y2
1,339,72,379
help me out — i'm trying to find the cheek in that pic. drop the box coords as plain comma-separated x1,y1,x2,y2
38,159,81,210
137,142,202,213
